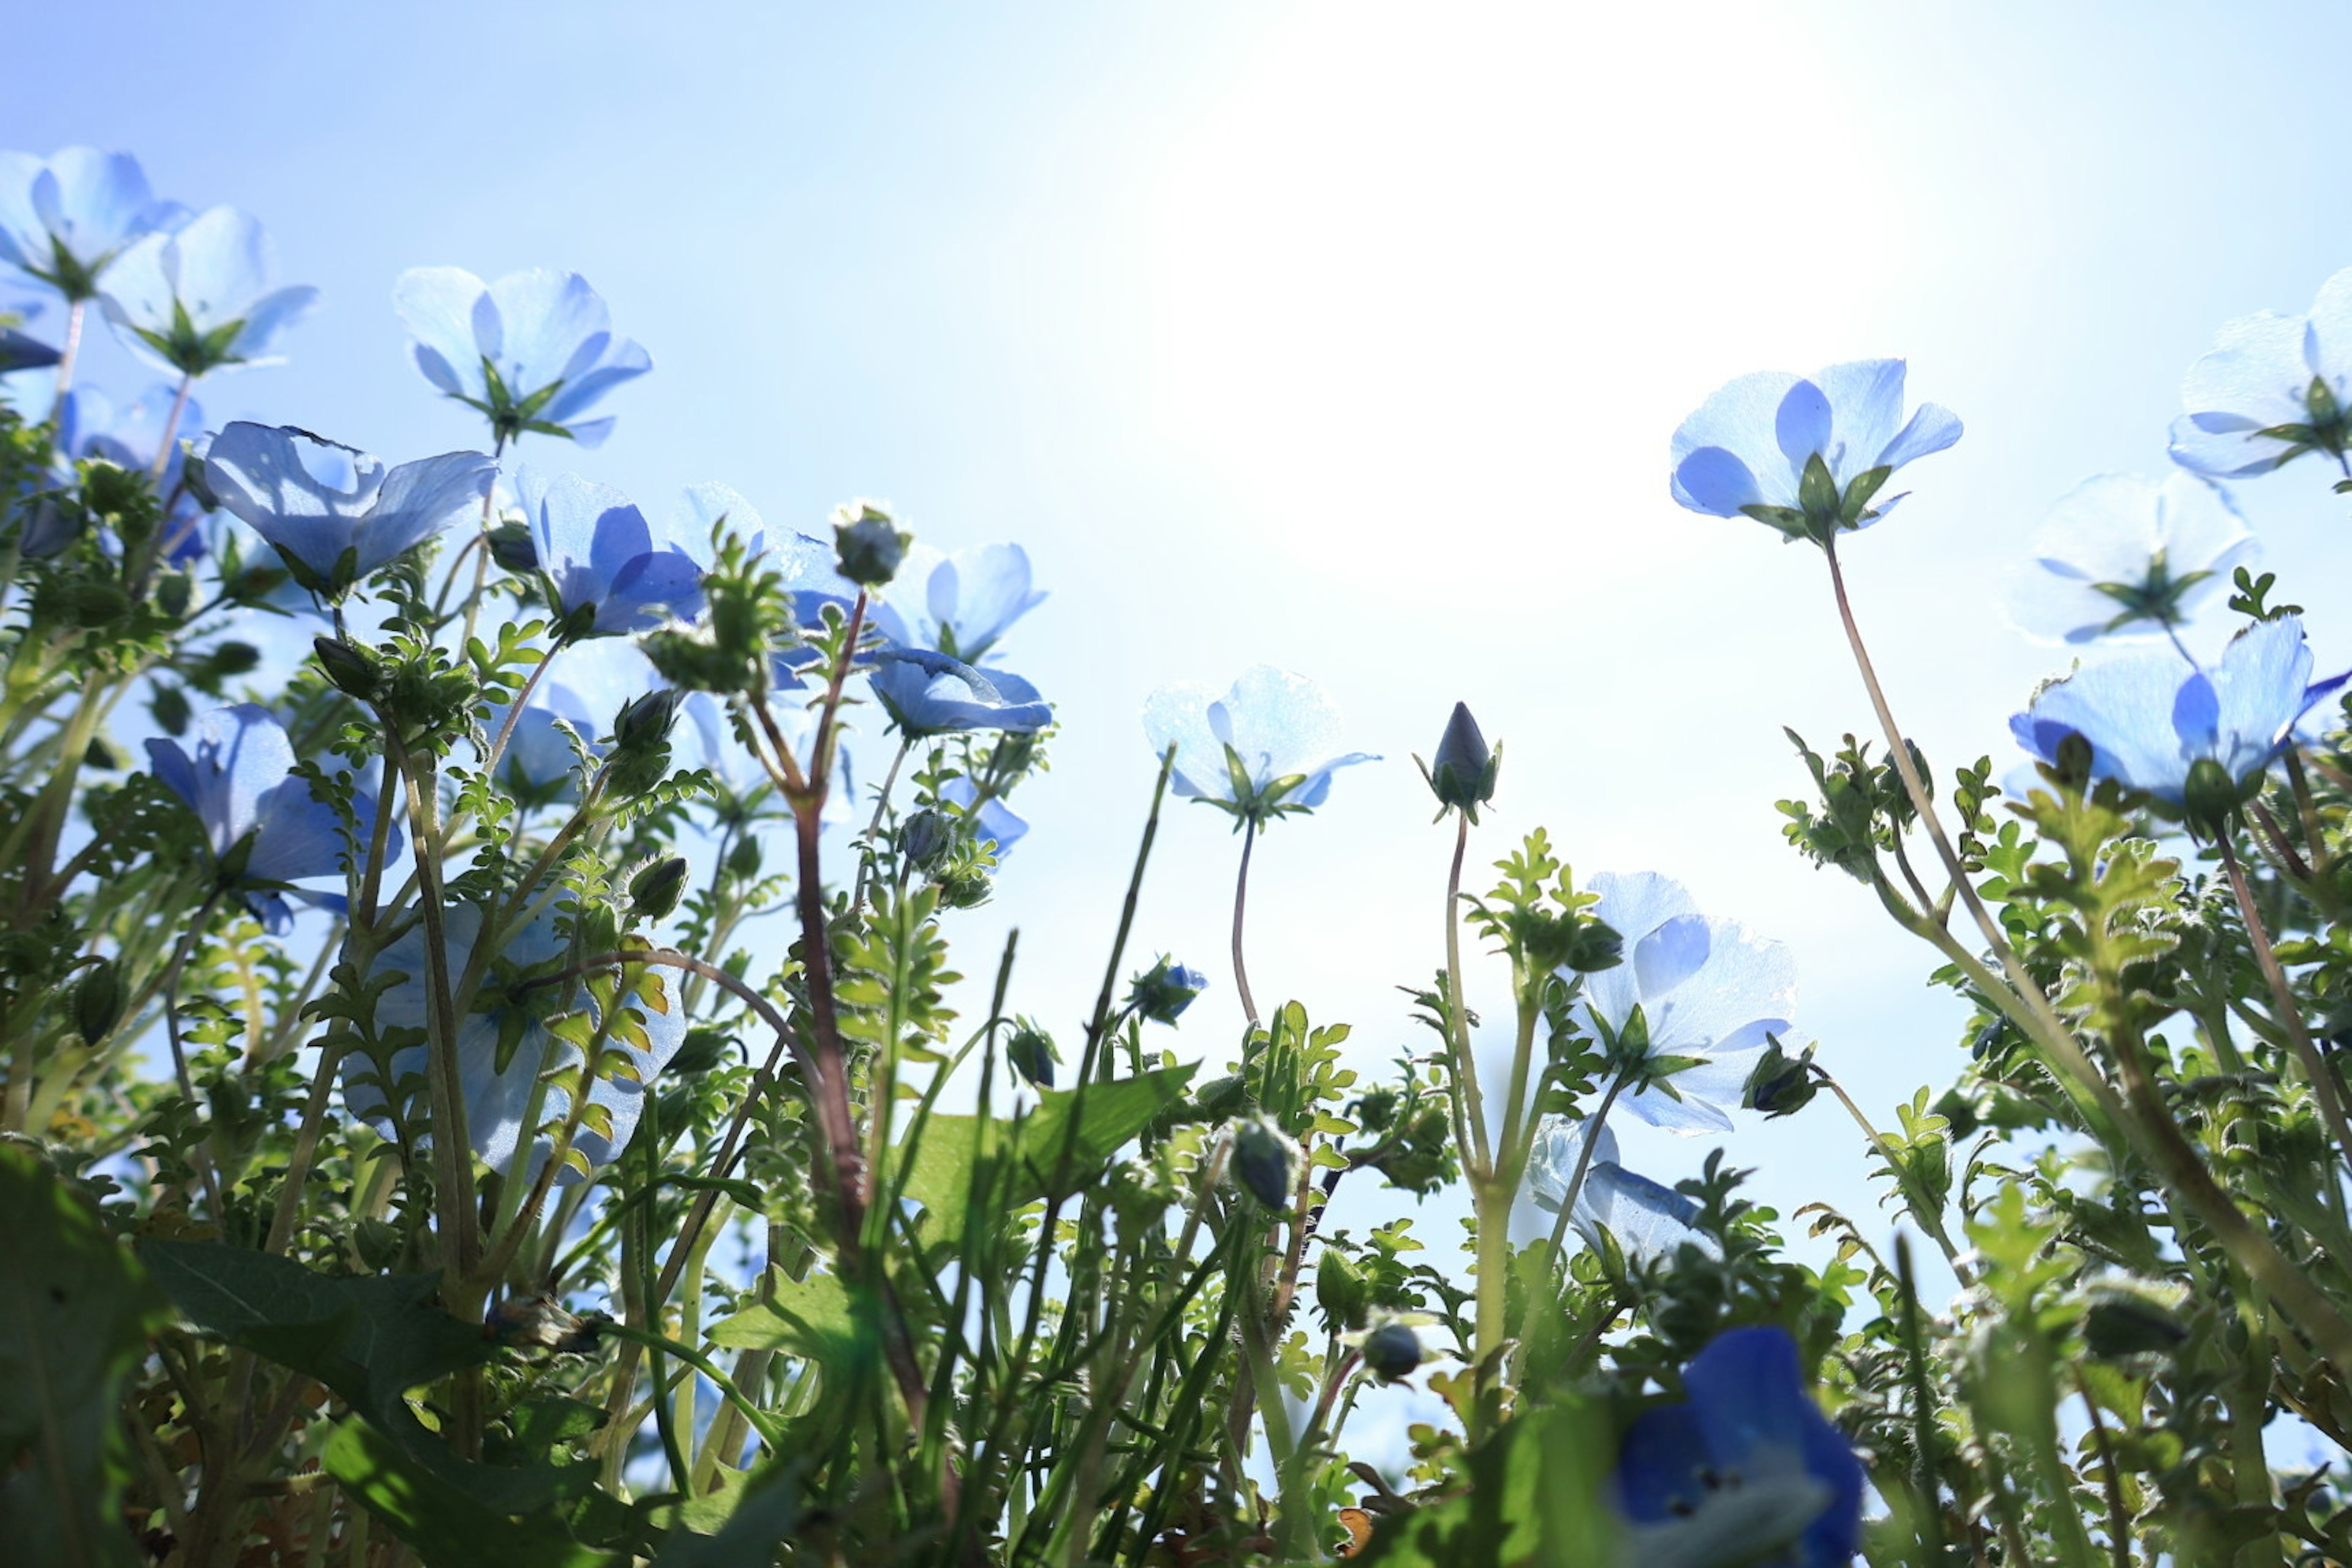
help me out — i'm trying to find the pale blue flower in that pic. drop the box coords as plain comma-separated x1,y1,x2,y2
870,541,1046,663
495,679,602,798
393,266,650,447
1524,1117,1709,1265
1670,359,1963,543
0,148,187,301
513,467,706,639
2170,266,2352,478
205,423,496,595
97,206,317,377
2007,472,2258,646
1613,1327,1864,1568
1141,665,1376,826
942,775,1028,858
1575,872,1795,1134
871,649,1050,736
145,704,386,933
2011,614,2346,809
341,903,688,1183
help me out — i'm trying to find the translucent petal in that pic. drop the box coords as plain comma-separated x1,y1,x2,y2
393,266,489,398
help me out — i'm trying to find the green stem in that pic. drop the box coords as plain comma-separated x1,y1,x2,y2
1231,817,1261,1027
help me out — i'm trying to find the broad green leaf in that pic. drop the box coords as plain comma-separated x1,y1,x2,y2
708,1267,863,1359
1351,1401,1619,1567
0,1147,165,1568
649,1463,801,1566
323,1419,619,1568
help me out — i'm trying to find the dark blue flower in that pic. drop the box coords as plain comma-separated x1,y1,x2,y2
1671,360,1962,542
2011,614,2346,809
97,206,317,377
145,704,387,933
204,423,496,595
393,266,650,447
513,467,706,639
339,902,688,1183
0,148,187,301
870,648,1051,736
1612,1326,1864,1567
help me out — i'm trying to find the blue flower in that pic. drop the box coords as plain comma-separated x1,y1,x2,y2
1575,872,1795,1134
513,467,707,639
1670,359,1963,543
870,649,1051,736
0,148,187,301
204,423,497,596
2007,472,2258,646
0,326,57,372
97,206,318,377
870,541,1046,663
494,679,602,799
56,385,214,563
145,704,387,934
1523,1117,1710,1266
340,903,687,1184
2170,266,2352,478
942,775,1028,858
1611,1327,1864,1568
393,266,650,448
2011,614,2346,812
1140,665,1376,826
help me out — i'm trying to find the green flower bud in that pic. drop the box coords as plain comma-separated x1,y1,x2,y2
182,451,221,512
2181,756,2250,837
1741,1036,1819,1120
902,809,952,869
1126,956,1208,1025
1230,1115,1300,1209
726,834,763,882
1315,1248,1368,1333
603,690,682,794
1006,1019,1058,1089
666,1027,733,1077
313,636,382,701
630,856,690,919
152,684,190,736
2081,1287,2189,1359
832,503,911,586
487,520,539,574
1361,1321,1423,1382
74,962,125,1044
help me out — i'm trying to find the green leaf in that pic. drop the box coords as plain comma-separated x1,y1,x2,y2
0,1147,165,1568
707,1268,863,1359
1351,1400,1619,1566
648,1464,801,1566
323,1419,619,1568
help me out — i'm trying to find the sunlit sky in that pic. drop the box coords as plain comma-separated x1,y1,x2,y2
20,2,2352,1439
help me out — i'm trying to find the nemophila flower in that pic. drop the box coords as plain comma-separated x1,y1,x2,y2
870,541,1046,663
204,423,496,597
1575,872,1796,1134
512,467,706,639
340,903,687,1183
871,649,1052,736
2011,613,2346,823
0,326,56,371
1524,1116,1709,1265
393,266,650,447
942,776,1028,858
1612,1327,1864,1568
2007,472,2258,646
1141,665,1376,826
98,206,317,377
0,148,186,301
1670,359,1963,545
2170,266,2352,478
145,703,388,934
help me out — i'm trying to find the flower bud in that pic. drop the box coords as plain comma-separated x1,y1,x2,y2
2181,755,2250,837
313,636,382,701
1421,702,1499,821
487,520,539,574
1127,956,1208,1025
1361,1321,1423,1382
630,856,690,919
726,834,763,882
902,809,952,869
181,450,221,512
74,961,125,1043
1741,1036,1819,1120
2082,1288,2189,1359
1315,1248,1368,1332
1230,1115,1300,1209
832,504,910,586
1006,1020,1058,1089
614,689,682,750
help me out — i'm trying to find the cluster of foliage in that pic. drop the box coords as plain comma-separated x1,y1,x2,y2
6,145,2352,1568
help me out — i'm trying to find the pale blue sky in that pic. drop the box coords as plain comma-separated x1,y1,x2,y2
19,2,2352,1420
